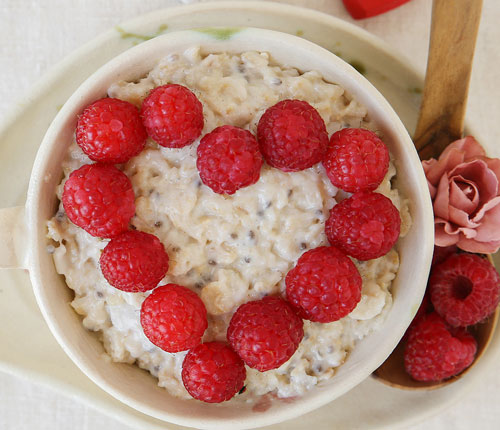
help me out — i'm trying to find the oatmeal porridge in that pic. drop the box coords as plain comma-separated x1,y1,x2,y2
47,47,411,400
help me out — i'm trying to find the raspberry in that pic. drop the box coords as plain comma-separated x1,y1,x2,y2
140,284,208,353
182,342,246,403
322,128,389,192
429,253,500,327
62,163,135,238
325,191,400,260
76,98,147,163
100,230,169,293
432,245,458,267
404,291,433,340
404,313,477,382
196,125,263,194
227,296,303,371
257,99,328,172
141,84,204,148
285,246,362,323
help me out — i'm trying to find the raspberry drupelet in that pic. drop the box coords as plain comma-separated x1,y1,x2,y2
182,342,246,403
404,312,477,382
196,125,263,194
76,98,147,164
100,230,169,293
140,284,208,353
257,99,329,172
227,296,303,371
286,246,362,323
322,128,389,193
325,191,401,261
62,163,135,238
429,253,500,327
141,84,204,148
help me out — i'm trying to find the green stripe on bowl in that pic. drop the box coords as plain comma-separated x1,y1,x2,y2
194,27,243,40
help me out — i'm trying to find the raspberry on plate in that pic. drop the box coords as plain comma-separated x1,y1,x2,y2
404,313,477,382
62,163,135,238
227,296,303,372
182,342,246,403
100,230,169,293
140,84,204,148
76,98,147,164
257,99,328,172
140,284,208,353
196,125,263,194
322,128,389,193
286,246,362,323
430,253,500,327
325,191,400,261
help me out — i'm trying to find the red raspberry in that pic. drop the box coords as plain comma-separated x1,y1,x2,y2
285,246,362,323
325,191,400,261
100,230,169,293
429,253,500,327
403,291,433,340
76,98,147,163
141,84,204,148
196,125,263,194
62,163,135,238
182,342,246,403
404,313,477,382
431,244,458,267
227,296,303,371
322,128,389,193
257,99,328,172
140,284,208,353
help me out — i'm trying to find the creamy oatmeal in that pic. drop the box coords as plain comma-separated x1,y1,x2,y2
47,48,411,400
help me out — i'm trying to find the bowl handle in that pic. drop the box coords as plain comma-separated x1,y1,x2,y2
0,206,28,270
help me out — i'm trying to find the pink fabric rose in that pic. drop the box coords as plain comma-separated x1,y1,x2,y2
422,136,500,253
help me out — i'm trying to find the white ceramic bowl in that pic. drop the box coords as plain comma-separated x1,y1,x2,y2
3,28,433,429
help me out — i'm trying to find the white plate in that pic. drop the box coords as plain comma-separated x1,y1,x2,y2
1,2,499,429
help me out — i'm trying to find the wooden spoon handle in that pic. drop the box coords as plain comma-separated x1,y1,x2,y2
414,0,483,160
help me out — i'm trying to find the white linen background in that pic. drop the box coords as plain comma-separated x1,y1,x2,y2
0,0,499,429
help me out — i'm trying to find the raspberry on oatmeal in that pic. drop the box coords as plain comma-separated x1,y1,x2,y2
76,98,147,164
257,99,328,172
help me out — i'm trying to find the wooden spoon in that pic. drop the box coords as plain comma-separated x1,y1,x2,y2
373,0,500,389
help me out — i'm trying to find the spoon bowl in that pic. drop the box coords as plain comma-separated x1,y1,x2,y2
373,0,500,390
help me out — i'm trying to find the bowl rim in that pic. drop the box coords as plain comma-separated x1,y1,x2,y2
25,27,434,429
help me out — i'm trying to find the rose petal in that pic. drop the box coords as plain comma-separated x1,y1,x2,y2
433,174,450,219
457,236,500,253
446,136,485,160
448,205,480,229
449,178,479,214
483,157,500,182
435,220,460,247
427,179,438,199
472,199,500,242
439,217,478,238
472,195,500,224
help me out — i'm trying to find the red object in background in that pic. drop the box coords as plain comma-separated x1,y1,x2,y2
343,0,412,19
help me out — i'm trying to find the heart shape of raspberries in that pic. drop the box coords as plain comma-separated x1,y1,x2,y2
62,84,401,403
